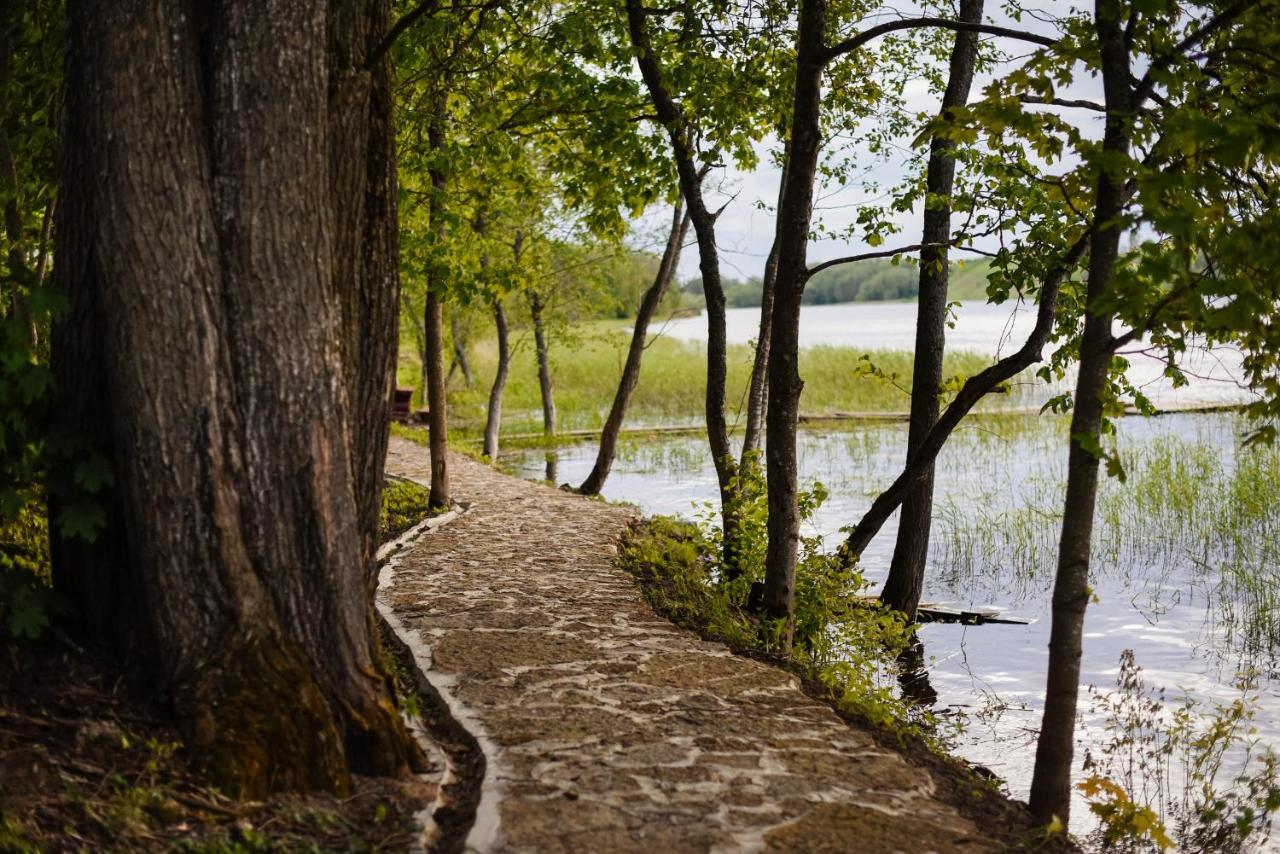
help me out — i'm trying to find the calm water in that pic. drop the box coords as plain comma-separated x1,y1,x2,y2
662,301,1255,409
506,301,1279,842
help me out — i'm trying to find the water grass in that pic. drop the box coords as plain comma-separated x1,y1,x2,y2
397,319,1014,436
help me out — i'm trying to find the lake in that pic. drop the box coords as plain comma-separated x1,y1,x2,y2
504,301,1278,840
662,301,1256,409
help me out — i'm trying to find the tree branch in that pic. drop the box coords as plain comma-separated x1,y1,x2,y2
366,0,442,70
824,17,1057,63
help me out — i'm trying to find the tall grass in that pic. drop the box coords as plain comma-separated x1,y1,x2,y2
931,415,1280,662
398,320,1011,436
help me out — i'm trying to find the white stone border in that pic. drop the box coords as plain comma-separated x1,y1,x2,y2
376,493,505,853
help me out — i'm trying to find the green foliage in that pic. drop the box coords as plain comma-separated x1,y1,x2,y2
621,459,919,739
1080,650,1280,853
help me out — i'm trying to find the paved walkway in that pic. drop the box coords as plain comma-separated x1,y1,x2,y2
381,439,1000,853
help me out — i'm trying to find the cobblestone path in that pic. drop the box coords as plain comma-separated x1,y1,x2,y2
381,438,1001,853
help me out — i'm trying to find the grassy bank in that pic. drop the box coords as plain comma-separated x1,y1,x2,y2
398,319,1007,437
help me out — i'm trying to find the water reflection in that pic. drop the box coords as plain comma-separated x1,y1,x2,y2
499,410,1280,812
896,634,939,708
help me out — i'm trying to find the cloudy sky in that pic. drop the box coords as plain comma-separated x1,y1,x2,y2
646,2,1100,282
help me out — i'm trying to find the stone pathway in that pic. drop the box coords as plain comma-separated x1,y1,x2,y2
381,439,1001,853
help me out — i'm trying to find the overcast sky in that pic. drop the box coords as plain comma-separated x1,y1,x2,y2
644,2,1100,282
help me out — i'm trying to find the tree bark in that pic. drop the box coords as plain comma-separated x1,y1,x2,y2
762,0,828,646
0,4,35,351
1028,0,1133,827
448,307,474,387
50,0,420,798
529,289,556,437
835,233,1088,564
625,0,738,568
482,297,509,459
424,90,450,509
579,200,689,495
880,0,983,620
741,154,789,460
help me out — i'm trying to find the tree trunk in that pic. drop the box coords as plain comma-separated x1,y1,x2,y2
424,92,450,509
625,0,737,568
482,297,509,459
449,307,474,387
762,0,828,646
425,289,450,508
50,0,420,799
741,154,789,460
1028,1,1132,827
835,232,1088,565
881,0,983,620
579,201,689,495
529,289,556,437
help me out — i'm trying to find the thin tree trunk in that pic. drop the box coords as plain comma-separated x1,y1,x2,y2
1029,1,1132,827
50,0,419,798
449,307,474,387
626,0,738,568
34,196,53,285
881,0,983,620
482,297,509,459
529,289,556,437
579,201,690,495
741,154,789,459
424,91,450,509
425,288,449,508
762,0,828,647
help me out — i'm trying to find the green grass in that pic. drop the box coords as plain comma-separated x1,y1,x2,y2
398,319,1012,437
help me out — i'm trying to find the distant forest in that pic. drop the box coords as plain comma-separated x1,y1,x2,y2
682,257,993,307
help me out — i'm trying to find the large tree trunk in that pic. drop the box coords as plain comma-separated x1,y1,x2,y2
50,0,420,799
1028,1,1132,827
424,92,451,509
482,297,509,459
762,0,828,646
880,0,983,620
579,201,689,495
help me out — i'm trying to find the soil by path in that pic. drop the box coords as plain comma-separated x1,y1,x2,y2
381,438,1004,853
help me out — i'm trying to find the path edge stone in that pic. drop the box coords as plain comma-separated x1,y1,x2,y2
377,494,504,853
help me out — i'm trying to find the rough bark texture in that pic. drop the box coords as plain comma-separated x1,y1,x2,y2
762,0,827,643
579,201,689,495
1028,0,1132,827
50,0,420,798
327,0,401,587
425,290,450,508
482,297,509,459
424,93,451,509
880,0,983,619
625,0,737,566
